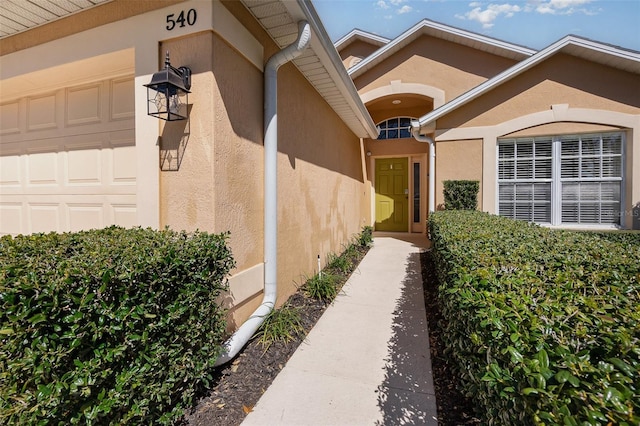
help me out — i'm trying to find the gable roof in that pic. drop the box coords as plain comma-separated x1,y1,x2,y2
414,35,640,130
334,29,390,52
348,18,537,78
241,0,378,139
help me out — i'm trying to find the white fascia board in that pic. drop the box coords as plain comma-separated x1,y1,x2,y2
334,29,390,50
566,35,640,64
349,19,537,78
416,35,640,130
422,19,536,56
348,19,426,77
285,0,378,139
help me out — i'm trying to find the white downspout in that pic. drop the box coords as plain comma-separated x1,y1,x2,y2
214,21,311,367
411,123,436,214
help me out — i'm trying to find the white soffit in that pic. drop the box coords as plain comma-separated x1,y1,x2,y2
240,0,378,139
0,0,112,39
349,18,537,78
416,35,640,129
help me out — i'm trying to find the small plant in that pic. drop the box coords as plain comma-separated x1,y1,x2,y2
357,225,374,247
327,251,351,274
303,272,339,302
256,304,304,351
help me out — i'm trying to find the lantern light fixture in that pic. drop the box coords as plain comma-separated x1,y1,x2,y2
145,51,191,121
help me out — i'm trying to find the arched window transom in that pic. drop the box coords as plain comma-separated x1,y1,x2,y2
377,117,414,140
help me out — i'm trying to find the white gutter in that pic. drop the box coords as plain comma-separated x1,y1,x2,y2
214,21,311,367
411,122,435,214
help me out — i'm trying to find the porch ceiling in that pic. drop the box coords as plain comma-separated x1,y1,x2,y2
0,0,112,39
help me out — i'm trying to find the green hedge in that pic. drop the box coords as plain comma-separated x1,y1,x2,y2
429,211,640,425
0,227,234,424
443,180,479,210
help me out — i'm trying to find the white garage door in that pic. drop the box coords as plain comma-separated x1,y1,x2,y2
0,76,137,236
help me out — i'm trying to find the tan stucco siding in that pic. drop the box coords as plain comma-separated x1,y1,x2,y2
159,29,267,274
275,62,368,307
0,0,186,56
440,53,640,130
157,5,368,325
354,36,518,102
339,39,381,69
435,139,483,210
160,32,217,234
364,138,429,158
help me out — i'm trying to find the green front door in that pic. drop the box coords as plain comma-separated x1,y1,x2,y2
375,158,408,232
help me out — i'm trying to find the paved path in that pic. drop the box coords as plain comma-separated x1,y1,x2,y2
242,235,437,426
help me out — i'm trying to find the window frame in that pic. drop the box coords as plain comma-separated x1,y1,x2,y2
376,117,415,140
496,132,625,228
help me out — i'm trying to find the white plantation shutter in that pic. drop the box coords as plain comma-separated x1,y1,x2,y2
498,138,552,223
559,134,622,225
498,132,623,226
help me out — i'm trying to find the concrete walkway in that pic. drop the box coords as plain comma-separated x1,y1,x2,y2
242,235,437,426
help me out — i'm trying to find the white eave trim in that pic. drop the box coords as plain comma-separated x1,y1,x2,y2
284,0,379,138
416,35,640,130
349,18,536,78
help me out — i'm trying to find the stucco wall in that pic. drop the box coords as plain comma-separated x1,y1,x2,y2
439,53,640,130
338,39,382,69
354,35,518,102
435,139,483,210
158,3,369,327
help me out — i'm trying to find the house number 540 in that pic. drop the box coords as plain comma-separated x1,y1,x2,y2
166,9,197,31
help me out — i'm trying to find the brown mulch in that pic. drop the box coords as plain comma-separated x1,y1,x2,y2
181,245,480,425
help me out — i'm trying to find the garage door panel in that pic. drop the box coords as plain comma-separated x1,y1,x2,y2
0,155,21,187
112,204,137,228
0,203,23,235
66,84,101,126
111,144,136,183
0,101,20,135
29,203,61,234
66,145,102,185
0,75,136,235
1,195,137,236
27,94,58,131
110,78,135,121
68,203,104,232
27,151,59,185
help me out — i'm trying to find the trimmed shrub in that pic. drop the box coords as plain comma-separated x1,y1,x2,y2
443,180,479,210
0,226,234,425
429,211,640,425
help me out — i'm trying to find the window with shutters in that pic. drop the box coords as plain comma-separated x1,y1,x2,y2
377,117,414,140
498,132,623,226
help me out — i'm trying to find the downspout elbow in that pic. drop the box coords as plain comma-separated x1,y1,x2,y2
214,21,311,367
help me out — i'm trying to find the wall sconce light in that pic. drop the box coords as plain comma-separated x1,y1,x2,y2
145,51,191,121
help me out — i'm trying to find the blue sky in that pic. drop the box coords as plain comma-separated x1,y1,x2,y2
313,0,640,51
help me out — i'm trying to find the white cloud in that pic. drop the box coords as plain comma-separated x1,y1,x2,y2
376,0,390,9
457,0,596,29
528,0,596,15
397,5,413,14
458,3,521,29
390,0,407,5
